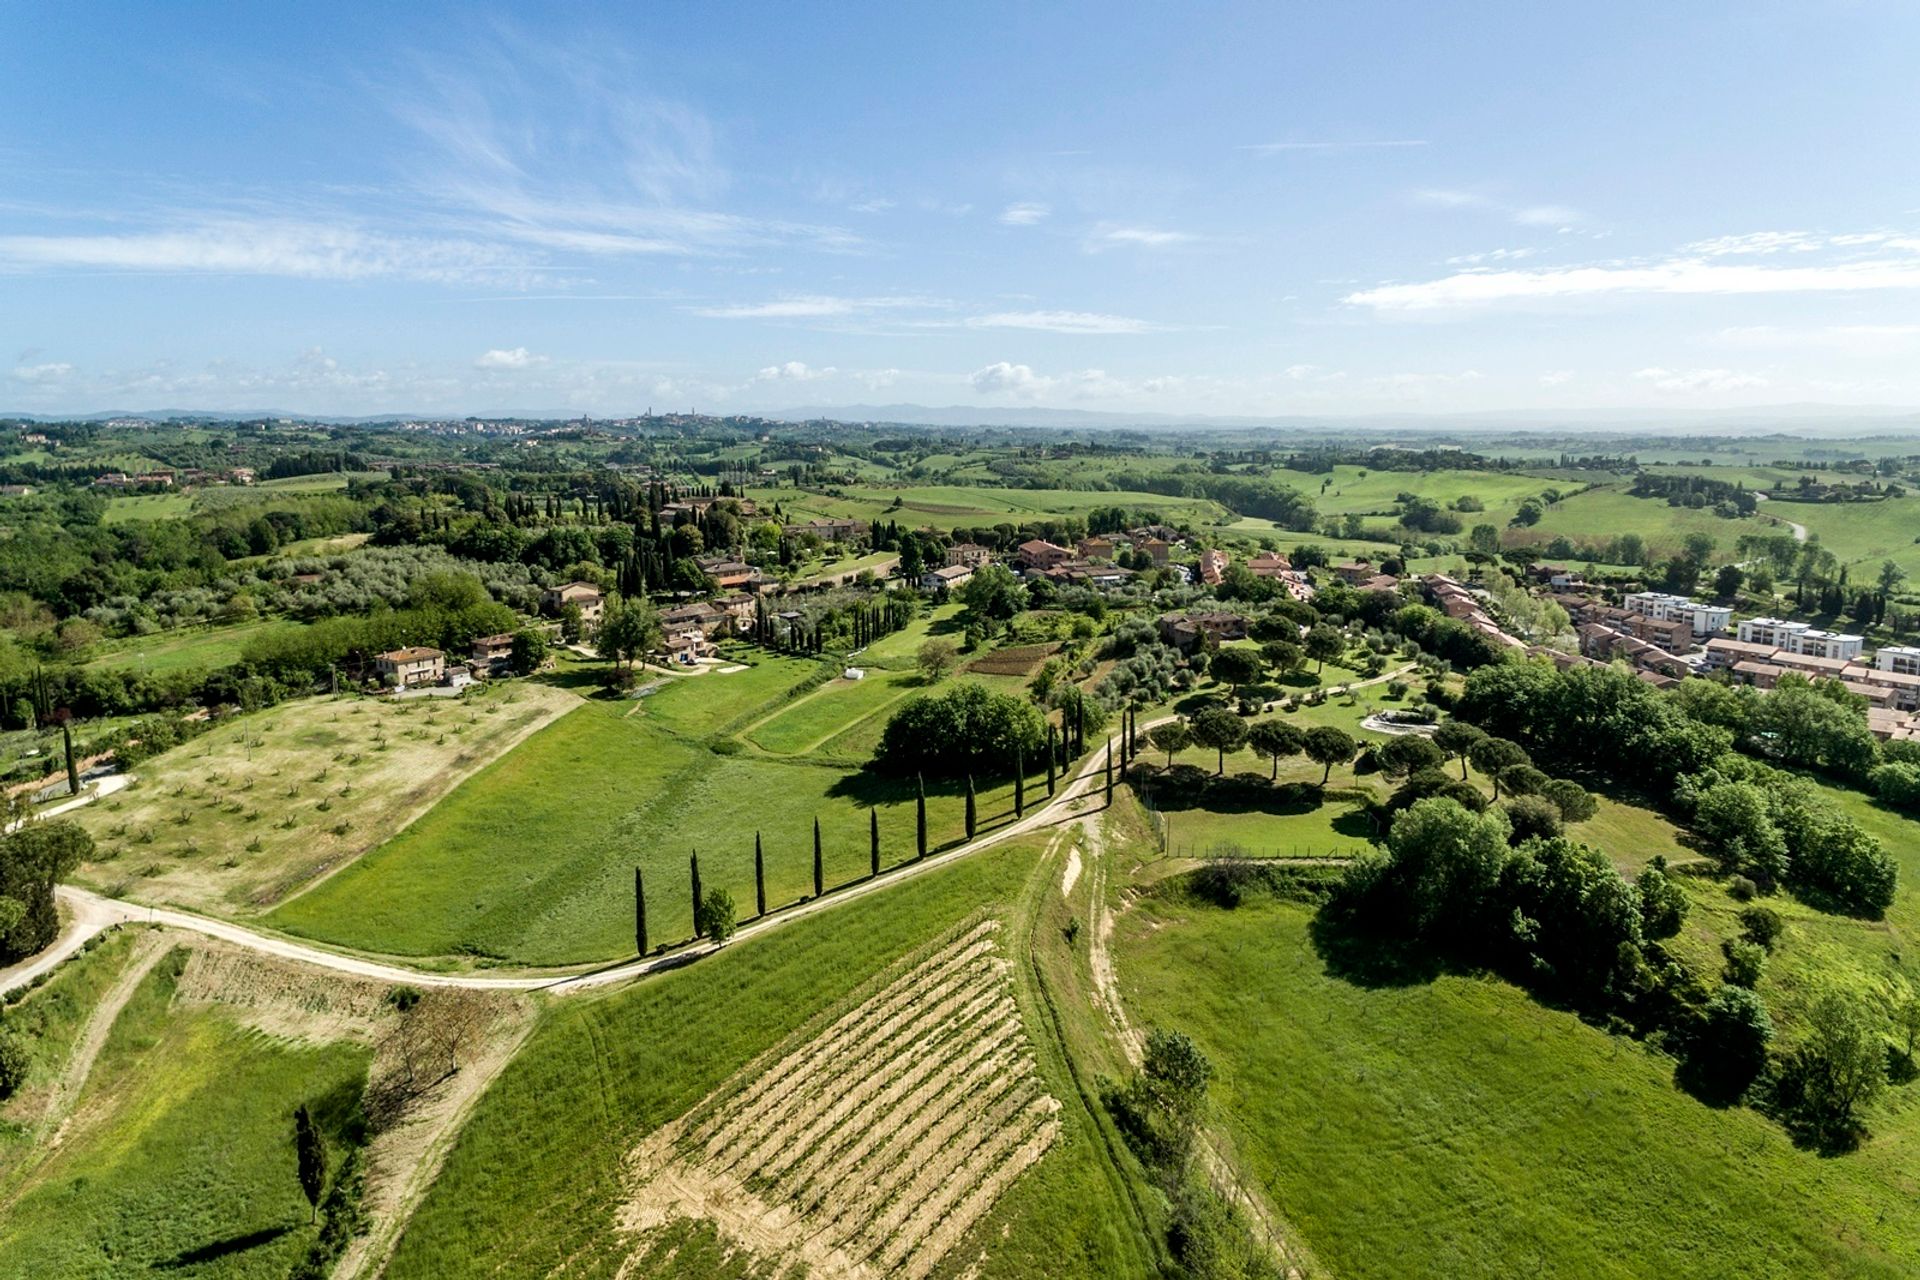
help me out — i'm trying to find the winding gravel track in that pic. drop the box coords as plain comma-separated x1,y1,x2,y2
6,663,1412,999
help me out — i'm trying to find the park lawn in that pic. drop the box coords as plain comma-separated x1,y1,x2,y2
101,491,194,524
71,682,580,915
746,668,922,756
635,652,825,739
0,948,370,1280
1155,790,1376,861
384,838,1157,1280
265,696,1056,965
1115,889,1920,1279
87,618,300,676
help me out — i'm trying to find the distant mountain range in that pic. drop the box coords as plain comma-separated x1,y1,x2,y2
7,402,1920,437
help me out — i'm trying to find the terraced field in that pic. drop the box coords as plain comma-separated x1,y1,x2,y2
623,919,1059,1278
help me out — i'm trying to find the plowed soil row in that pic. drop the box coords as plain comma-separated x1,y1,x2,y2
621,919,1058,1279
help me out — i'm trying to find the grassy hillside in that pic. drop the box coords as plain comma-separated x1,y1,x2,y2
266,660,1054,966
384,839,1157,1280
0,948,370,1280
1115,889,1919,1279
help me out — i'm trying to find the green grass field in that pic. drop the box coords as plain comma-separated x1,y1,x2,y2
266,666,1056,964
0,928,141,1161
87,618,299,676
101,491,194,524
1519,487,1781,559
753,483,1228,530
746,668,922,756
1272,464,1554,529
384,839,1157,1280
0,948,369,1280
1115,889,1919,1279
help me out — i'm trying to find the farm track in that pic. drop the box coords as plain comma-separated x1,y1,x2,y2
621,920,1059,1278
20,703,1134,998
0,931,172,1212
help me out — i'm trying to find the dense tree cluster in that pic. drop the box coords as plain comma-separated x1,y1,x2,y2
872,682,1045,778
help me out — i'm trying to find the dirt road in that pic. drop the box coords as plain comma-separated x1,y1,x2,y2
12,728,1123,998
7,666,1411,1000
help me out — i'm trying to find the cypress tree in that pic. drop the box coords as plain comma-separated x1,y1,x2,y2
870,808,880,877
964,775,977,840
690,851,703,938
294,1104,328,1224
813,817,824,896
755,833,766,916
916,775,928,858
635,867,649,955
62,722,77,796
1013,742,1025,818
1105,740,1114,805
1045,725,1058,796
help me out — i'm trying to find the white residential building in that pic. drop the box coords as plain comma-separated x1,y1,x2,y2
1789,629,1865,663
1878,645,1920,677
1623,591,1733,638
1734,615,1863,662
1737,617,1810,649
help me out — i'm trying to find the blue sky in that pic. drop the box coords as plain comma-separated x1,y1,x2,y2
5,1,1920,418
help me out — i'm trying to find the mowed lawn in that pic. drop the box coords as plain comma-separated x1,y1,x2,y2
385,839,1155,1280
268,694,1052,965
1116,892,1920,1279
0,950,369,1280
746,669,922,756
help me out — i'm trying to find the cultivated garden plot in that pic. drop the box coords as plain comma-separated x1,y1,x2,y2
70,682,579,914
622,918,1060,1279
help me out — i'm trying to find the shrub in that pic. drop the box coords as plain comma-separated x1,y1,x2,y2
0,1029,29,1100
1721,939,1767,988
1728,875,1758,902
1739,905,1785,951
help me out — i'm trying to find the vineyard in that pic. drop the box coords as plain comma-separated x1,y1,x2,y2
965,644,1059,678
620,919,1060,1278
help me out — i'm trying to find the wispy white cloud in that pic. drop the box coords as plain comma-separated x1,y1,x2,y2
1414,189,1585,230
1083,223,1198,252
755,360,835,381
0,221,538,284
1633,366,1768,393
1239,139,1427,154
999,202,1051,226
1346,253,1920,311
1538,369,1574,387
964,310,1158,335
474,346,546,369
9,361,73,383
1715,323,1920,353
691,294,936,320
1445,246,1541,266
